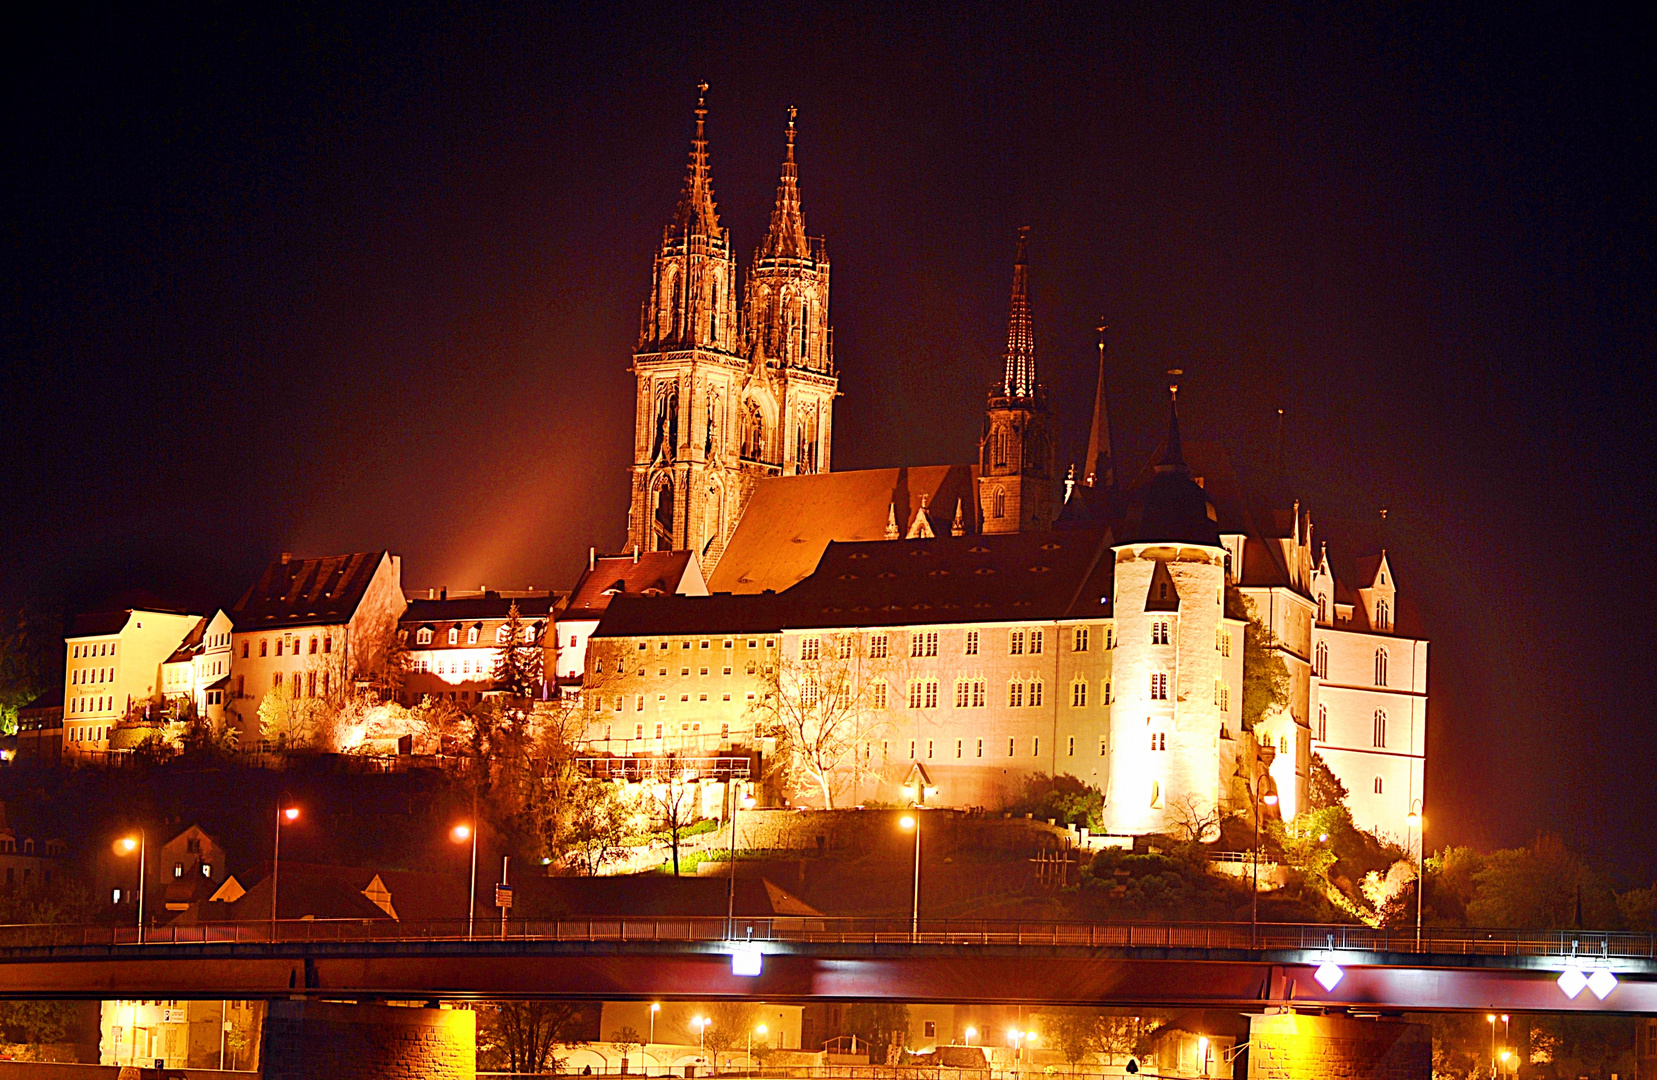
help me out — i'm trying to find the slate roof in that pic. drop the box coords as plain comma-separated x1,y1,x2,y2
593,593,784,640
565,552,698,618
779,527,1116,629
707,464,980,594
230,552,389,632
164,616,210,664
68,611,136,638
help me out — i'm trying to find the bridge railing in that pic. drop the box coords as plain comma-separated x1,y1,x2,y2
0,916,1651,959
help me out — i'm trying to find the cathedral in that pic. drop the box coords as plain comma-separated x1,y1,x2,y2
593,89,1428,849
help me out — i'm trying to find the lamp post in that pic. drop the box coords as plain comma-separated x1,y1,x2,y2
649,1003,660,1046
899,812,921,940
693,1016,710,1064
750,1023,767,1068
963,1026,977,1047
1251,776,1278,948
727,787,756,939
452,823,478,938
271,800,299,940
115,831,146,944
1406,801,1425,951
1486,1014,1497,1078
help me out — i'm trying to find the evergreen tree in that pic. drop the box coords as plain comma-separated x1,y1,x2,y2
492,602,544,699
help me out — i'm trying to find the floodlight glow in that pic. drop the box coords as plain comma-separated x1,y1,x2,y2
1314,961,1344,991
451,824,472,842
755,1024,768,1036
1262,793,1278,806
283,807,299,822
1557,968,1588,999
117,837,138,854
899,815,915,830
731,948,762,976
1587,969,1618,1000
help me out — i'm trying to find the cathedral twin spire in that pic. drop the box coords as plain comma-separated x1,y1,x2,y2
1002,226,1037,400
669,82,723,241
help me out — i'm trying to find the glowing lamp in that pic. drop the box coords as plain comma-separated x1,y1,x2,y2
755,1024,768,1036
741,796,756,809
1197,1036,1209,1058
451,824,472,842
1262,793,1279,807
283,807,299,822
1314,961,1344,991
650,1004,661,1013
899,815,915,830
1406,811,1421,827
731,948,762,976
117,837,138,854
964,1027,977,1042
1025,1031,1037,1043
1587,969,1618,999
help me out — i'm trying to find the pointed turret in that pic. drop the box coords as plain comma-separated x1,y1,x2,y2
1083,323,1116,489
669,82,723,240
756,106,809,261
1155,370,1187,473
1002,226,1036,400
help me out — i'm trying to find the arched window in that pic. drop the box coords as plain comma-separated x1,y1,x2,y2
709,281,719,340
1317,595,1328,623
800,298,809,357
1314,641,1328,678
1373,709,1387,748
992,486,1006,519
740,399,766,461
653,480,675,551
1374,648,1388,687
1150,672,1168,700
1375,599,1390,630
1316,704,1327,742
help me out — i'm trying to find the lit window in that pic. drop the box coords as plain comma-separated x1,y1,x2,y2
1103,681,1112,704
872,682,887,709
1071,681,1087,707
1008,681,1024,708
416,628,433,645
467,626,479,645
1028,680,1042,707
1374,776,1384,795
955,680,970,708
924,680,938,709
496,626,510,644
1030,630,1043,654
802,637,820,661
1150,732,1166,751
1009,629,1025,655
1152,621,1170,645
447,627,458,645
971,679,985,707
965,630,979,655
908,682,923,709
1073,627,1089,652
870,634,888,658
1150,673,1168,700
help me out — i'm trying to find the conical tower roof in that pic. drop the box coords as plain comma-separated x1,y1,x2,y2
756,107,810,261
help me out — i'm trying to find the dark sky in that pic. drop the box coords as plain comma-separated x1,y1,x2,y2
4,5,1654,874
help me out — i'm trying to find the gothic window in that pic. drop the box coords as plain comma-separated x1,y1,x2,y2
1008,681,1024,708
1316,705,1328,742
1318,595,1328,623
1152,621,1170,645
1375,599,1390,630
710,281,719,341
705,390,720,455
653,480,675,551
1373,709,1387,748
965,630,979,655
800,297,809,358
992,486,1007,519
992,428,1008,468
652,385,679,462
1074,627,1089,652
1071,680,1087,707
1314,641,1328,678
1150,672,1168,700
1374,648,1389,687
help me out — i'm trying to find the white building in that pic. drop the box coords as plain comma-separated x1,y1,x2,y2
61,606,202,753
398,588,556,705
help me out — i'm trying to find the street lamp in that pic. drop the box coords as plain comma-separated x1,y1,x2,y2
1406,801,1425,950
649,1002,660,1046
899,812,920,940
750,1022,768,1067
115,832,146,944
272,801,299,940
692,1016,710,1062
452,823,478,938
1252,781,1278,947
727,788,756,939
1486,1014,1497,1078
963,1026,977,1047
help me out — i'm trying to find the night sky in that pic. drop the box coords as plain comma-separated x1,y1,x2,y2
4,5,1654,874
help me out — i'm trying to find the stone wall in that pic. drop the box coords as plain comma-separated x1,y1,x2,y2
1248,1013,1429,1080
0,1066,254,1080
261,1001,475,1080
731,807,1077,857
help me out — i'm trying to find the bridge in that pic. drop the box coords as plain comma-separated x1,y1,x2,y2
1,916,1651,1014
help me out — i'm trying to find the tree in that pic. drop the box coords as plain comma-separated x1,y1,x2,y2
256,682,338,751
650,772,701,875
493,601,545,700
749,633,893,808
1464,833,1616,929
1306,752,1349,809
703,1002,759,1071
0,597,63,737
1011,774,1105,831
611,1025,643,1071
563,779,631,876
1036,1008,1106,1068
478,1001,592,1074
1225,587,1291,732
1165,793,1222,844
842,1003,910,1064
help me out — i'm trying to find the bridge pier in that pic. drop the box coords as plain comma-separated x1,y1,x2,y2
1247,1012,1429,1079
260,1000,475,1080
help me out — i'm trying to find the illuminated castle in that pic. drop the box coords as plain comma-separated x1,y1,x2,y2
597,88,1427,847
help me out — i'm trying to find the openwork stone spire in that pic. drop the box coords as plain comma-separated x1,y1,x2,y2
757,106,809,260
1002,226,1036,400
670,81,723,239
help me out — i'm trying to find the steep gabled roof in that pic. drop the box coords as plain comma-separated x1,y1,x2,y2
402,593,559,625
564,552,700,619
164,616,210,664
592,593,784,640
708,464,981,594
230,552,391,632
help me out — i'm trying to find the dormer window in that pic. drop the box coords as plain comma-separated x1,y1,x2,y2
467,626,479,645
1375,599,1390,631
496,625,510,644
447,627,459,645
416,627,433,645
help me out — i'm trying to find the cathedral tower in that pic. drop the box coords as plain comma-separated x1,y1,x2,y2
628,86,749,565
740,106,837,479
978,228,1056,534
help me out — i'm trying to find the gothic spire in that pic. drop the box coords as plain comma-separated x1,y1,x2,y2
1156,369,1187,473
1083,322,1115,490
670,81,723,238
756,106,809,261
1002,227,1036,399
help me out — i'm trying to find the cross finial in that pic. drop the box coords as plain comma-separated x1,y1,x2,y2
1167,367,1184,400
695,81,709,119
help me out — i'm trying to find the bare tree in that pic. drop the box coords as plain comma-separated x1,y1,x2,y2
703,1002,759,1072
749,633,894,808
611,1025,643,1072
479,1001,591,1075
650,771,701,876
1165,794,1223,844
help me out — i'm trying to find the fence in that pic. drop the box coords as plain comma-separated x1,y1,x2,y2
0,916,1650,960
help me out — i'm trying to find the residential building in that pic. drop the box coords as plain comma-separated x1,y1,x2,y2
557,549,706,698
225,551,406,749
61,606,202,753
398,588,558,705
159,609,235,724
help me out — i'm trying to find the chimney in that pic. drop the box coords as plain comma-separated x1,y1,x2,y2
429,588,436,600
632,545,640,563
279,552,292,565
440,586,447,601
